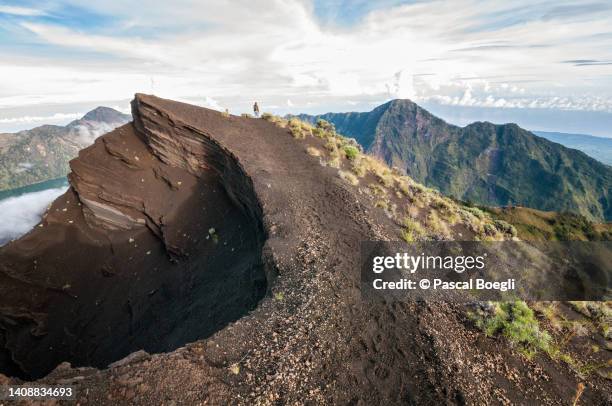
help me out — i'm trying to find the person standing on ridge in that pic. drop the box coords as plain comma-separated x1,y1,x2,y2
253,102,260,117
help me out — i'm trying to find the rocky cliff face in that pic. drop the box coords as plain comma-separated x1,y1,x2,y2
0,96,267,379
0,95,608,405
0,107,130,190
299,100,612,221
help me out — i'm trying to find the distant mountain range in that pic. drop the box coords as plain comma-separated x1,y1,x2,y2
296,100,611,221
533,131,612,166
0,107,130,190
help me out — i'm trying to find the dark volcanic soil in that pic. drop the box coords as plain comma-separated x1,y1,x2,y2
0,94,609,405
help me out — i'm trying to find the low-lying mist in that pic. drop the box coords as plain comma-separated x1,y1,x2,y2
0,186,67,245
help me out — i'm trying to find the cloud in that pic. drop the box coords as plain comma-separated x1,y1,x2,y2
426,93,612,112
387,70,415,99
561,59,612,66
0,5,46,16
202,96,221,110
562,59,600,64
416,76,612,112
0,0,611,123
542,2,612,20
0,186,67,246
70,122,122,145
0,112,83,124
20,22,169,62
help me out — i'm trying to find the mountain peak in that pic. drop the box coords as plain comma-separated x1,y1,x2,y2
0,107,132,190
388,98,419,107
81,106,131,123
369,99,421,113
295,99,611,221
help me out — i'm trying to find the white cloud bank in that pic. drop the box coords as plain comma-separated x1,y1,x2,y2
0,112,82,125
0,187,67,245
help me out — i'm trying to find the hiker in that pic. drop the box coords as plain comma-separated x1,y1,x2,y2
253,102,260,117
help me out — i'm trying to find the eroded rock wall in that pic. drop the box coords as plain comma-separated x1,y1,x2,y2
0,99,267,379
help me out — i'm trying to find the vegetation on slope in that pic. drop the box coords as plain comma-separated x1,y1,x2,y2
0,107,130,191
484,206,612,241
0,125,76,190
534,131,612,166
262,112,516,242
297,100,612,222
260,112,611,383
470,301,554,358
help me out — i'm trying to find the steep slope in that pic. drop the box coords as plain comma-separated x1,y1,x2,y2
0,95,609,405
0,107,130,190
299,100,612,221
534,131,612,166
293,102,389,150
485,205,612,241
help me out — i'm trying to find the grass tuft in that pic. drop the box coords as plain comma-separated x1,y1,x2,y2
471,301,553,358
306,147,322,157
351,157,367,177
401,217,425,242
339,170,359,186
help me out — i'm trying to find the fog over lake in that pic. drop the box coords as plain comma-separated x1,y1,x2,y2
0,183,67,245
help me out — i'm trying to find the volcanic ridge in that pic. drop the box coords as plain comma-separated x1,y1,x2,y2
0,95,609,405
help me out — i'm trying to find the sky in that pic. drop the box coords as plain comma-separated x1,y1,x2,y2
0,0,612,136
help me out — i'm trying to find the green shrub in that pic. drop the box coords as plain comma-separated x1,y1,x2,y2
343,145,360,160
472,301,553,358
261,112,274,120
494,219,518,237
482,223,498,237
465,206,486,219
